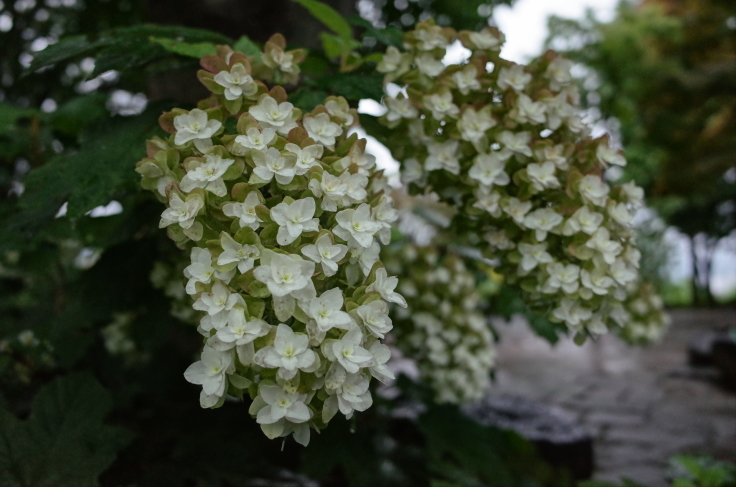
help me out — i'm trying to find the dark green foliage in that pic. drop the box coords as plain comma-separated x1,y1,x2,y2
28,25,233,77
311,73,385,102
294,0,354,43
419,404,563,487
489,286,565,345
366,0,514,31
349,16,404,47
300,381,573,487
290,87,332,111
578,454,736,487
668,455,736,487
358,113,392,146
0,373,133,487
51,95,110,137
233,35,264,62
15,104,166,228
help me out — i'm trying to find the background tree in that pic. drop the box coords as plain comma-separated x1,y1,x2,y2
545,0,736,305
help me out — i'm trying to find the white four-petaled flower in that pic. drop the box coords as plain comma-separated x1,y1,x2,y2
222,191,262,230
184,345,234,407
366,268,407,307
425,140,460,175
216,308,269,346
423,91,459,120
356,300,392,338
174,109,222,153
285,143,323,175
214,63,258,100
248,96,298,135
304,288,353,332
304,113,343,147
255,384,311,424
160,193,203,230
256,323,316,380
334,204,381,248
497,64,531,92
217,232,260,273
252,147,296,184
253,251,315,297
180,154,234,197
330,327,373,373
270,197,319,245
469,153,509,187
301,233,347,277
234,127,276,153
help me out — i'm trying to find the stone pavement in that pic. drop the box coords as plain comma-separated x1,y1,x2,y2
490,308,736,485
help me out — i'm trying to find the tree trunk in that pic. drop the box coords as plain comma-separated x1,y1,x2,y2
704,236,717,307
690,233,701,306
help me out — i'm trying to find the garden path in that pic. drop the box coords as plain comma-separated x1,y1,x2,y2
490,308,736,485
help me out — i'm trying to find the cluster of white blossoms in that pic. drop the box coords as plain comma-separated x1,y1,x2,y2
614,281,670,344
385,245,495,404
376,21,667,341
136,38,403,446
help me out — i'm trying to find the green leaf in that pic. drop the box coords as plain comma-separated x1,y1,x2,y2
313,73,384,101
320,32,345,59
0,373,134,487
27,35,98,73
527,313,562,345
419,403,555,485
233,35,262,62
51,94,109,136
293,0,353,43
290,87,330,112
150,37,217,58
0,103,38,131
359,114,392,146
27,24,232,76
348,15,404,47
17,103,167,229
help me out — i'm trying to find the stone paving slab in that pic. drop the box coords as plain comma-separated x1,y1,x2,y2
490,308,736,486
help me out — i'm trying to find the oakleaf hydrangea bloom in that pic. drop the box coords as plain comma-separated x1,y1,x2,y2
252,147,296,184
173,109,222,153
270,197,319,245
234,127,276,153
179,153,234,197
184,345,234,407
386,246,495,403
376,20,666,341
249,96,299,135
303,113,343,148
255,323,317,380
214,63,258,100
137,37,400,447
222,191,262,230
159,193,204,241
304,288,353,332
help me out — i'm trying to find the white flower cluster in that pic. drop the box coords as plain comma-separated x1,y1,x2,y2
376,21,664,340
136,39,403,446
614,280,670,344
386,245,495,404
